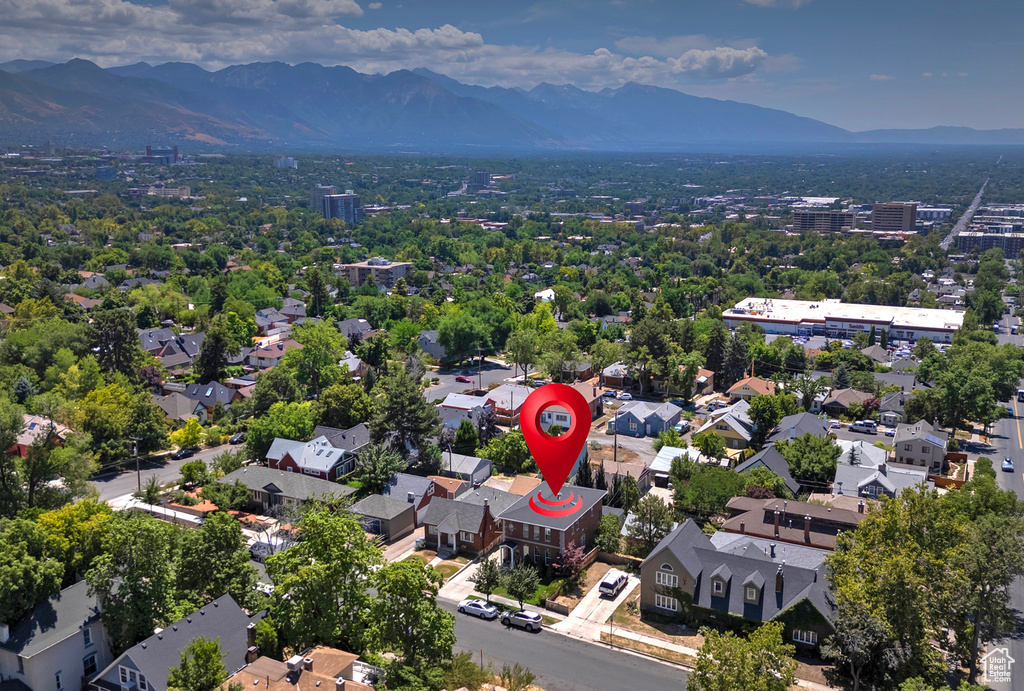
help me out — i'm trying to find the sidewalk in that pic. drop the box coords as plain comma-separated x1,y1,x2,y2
439,559,565,620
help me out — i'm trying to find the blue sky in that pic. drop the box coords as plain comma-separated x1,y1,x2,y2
1,0,1018,131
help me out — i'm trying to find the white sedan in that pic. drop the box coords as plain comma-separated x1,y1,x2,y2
617,392,633,400
458,599,499,620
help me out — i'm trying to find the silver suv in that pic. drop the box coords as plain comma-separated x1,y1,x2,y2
500,610,543,632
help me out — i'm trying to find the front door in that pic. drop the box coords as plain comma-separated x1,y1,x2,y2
447,532,456,550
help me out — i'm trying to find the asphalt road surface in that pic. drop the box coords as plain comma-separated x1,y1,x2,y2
425,359,514,403
89,444,234,501
988,393,1024,691
442,600,689,691
941,177,988,251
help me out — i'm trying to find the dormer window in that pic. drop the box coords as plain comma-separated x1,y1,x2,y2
746,587,758,601
713,580,724,595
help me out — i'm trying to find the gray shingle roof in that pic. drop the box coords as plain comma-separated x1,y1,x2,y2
381,473,432,503
457,486,518,516
0,581,99,657
733,446,800,495
420,497,486,533
266,436,349,474
313,423,370,452
92,595,261,691
219,467,354,502
893,419,948,446
766,413,830,445
182,382,236,408
497,484,606,530
351,494,414,520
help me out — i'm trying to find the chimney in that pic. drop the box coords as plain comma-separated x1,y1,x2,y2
483,498,489,508
773,510,780,537
769,543,775,558
335,680,346,691
246,646,258,664
740,520,745,534
775,565,784,593
789,426,796,441
0,623,8,644
803,515,811,543
246,622,256,648
303,658,313,672
858,500,865,514
407,492,415,503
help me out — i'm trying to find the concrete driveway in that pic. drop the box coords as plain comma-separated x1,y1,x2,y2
552,573,640,638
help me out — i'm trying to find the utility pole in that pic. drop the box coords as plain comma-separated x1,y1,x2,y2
613,408,619,466
130,437,141,492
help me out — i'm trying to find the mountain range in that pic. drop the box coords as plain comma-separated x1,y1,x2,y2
1,58,1022,151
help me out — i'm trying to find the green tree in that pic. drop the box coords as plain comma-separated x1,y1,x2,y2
478,430,533,473
246,402,316,459
371,369,440,457
499,663,536,691
775,433,841,484
212,448,245,475
833,364,852,390
254,617,280,660
365,559,455,666
172,418,203,450
35,498,112,586
822,601,893,691
87,512,176,653
702,321,728,377
653,428,686,452
251,366,304,417
453,418,479,456
575,457,593,488
594,513,622,553
315,382,373,429
504,563,540,610
445,651,491,691
267,506,383,652
626,494,673,557
90,309,145,378
180,458,210,488
868,325,876,346
722,332,749,387
176,512,259,613
438,308,490,365
358,443,407,494
194,314,240,384
470,558,504,603
20,431,96,510
0,519,63,624
687,622,797,691
167,637,229,691
552,540,586,587
283,321,347,397
748,394,784,450
691,431,725,460
506,327,541,381
669,350,705,402
200,480,251,511
620,474,641,513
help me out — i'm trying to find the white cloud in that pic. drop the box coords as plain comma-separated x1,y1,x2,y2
869,74,894,81
922,72,933,77
0,0,774,89
368,1,381,7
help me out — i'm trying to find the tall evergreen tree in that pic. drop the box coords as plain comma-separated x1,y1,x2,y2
834,364,852,390
371,369,441,457
575,456,593,488
879,329,888,348
595,459,608,491
194,314,240,383
723,332,749,387
867,325,877,346
703,322,729,377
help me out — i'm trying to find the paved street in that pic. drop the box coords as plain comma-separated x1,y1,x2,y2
987,394,1024,691
941,177,988,251
89,445,234,501
441,599,689,691
425,359,514,403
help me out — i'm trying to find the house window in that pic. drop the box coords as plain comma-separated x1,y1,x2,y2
716,424,729,431
904,444,912,451
660,563,673,571
459,531,473,542
655,571,678,588
922,446,930,454
793,630,818,645
507,523,515,534
580,533,585,547
18,656,24,673
523,545,529,560
544,528,551,543
84,654,97,678
629,422,637,431
83,626,92,646
426,525,437,535
533,525,540,540
712,580,724,595
56,673,62,690
745,587,758,601
654,595,678,611
119,667,129,684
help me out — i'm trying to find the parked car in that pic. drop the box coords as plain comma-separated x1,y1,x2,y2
171,447,197,460
1003,458,1015,472
458,599,499,620
616,392,633,400
598,570,629,598
829,419,841,429
229,432,246,445
603,389,617,397
850,420,877,434
672,421,691,434
884,428,896,437
501,610,543,632
454,375,472,383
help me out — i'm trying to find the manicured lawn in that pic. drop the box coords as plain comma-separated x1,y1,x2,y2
490,577,564,606
600,633,697,666
403,553,431,565
434,562,461,580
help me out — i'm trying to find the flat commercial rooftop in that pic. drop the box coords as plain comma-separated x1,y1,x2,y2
725,297,964,332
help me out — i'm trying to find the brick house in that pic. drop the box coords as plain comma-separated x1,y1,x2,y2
266,435,355,481
421,495,504,555
495,485,606,567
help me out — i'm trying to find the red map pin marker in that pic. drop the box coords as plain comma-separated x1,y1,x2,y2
519,383,592,498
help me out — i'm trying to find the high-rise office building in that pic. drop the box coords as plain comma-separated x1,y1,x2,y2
144,145,178,164
793,210,856,232
321,191,362,225
871,202,917,233
475,171,491,187
274,156,297,169
310,184,338,212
